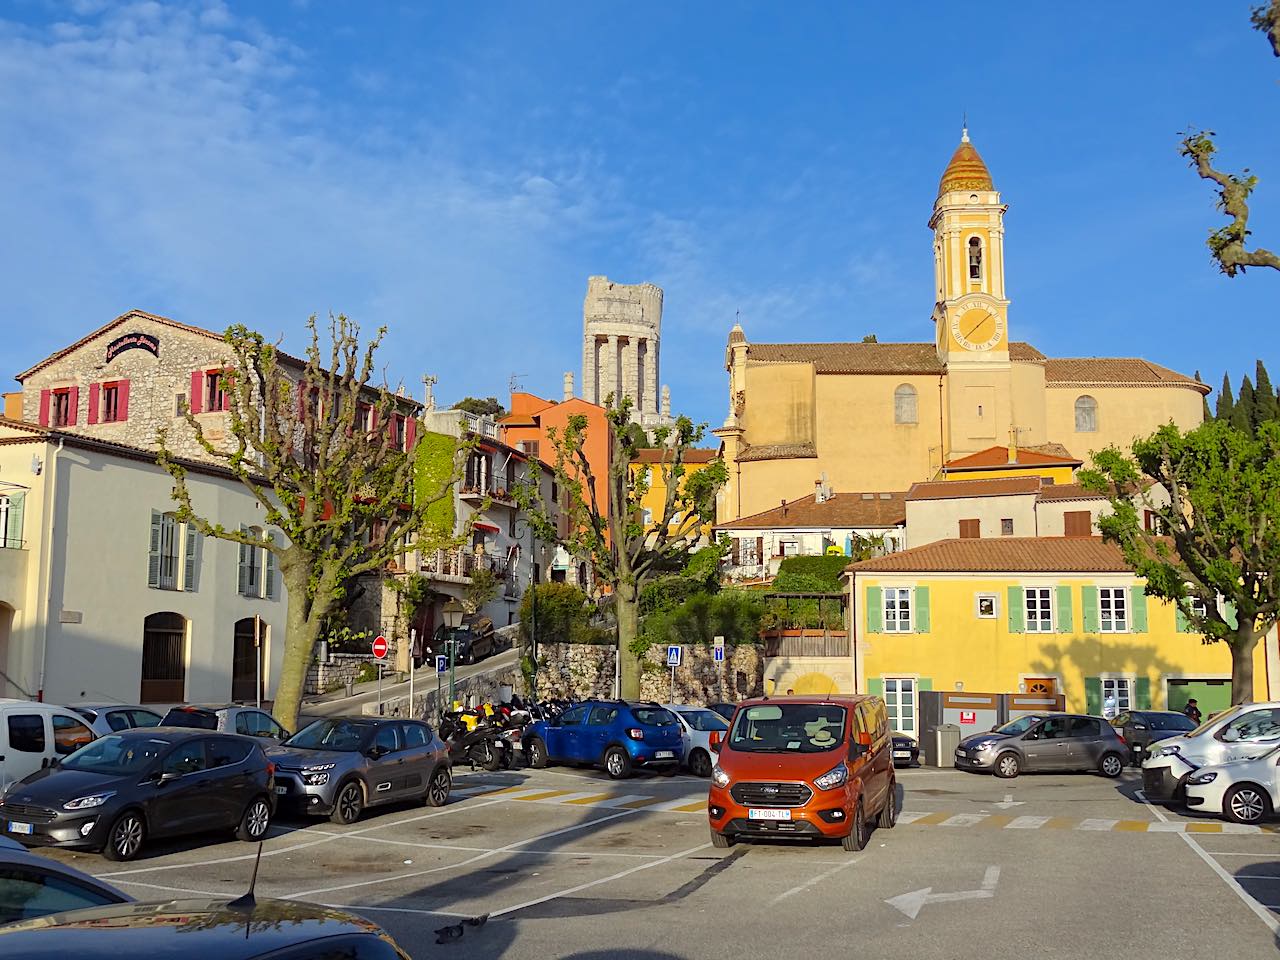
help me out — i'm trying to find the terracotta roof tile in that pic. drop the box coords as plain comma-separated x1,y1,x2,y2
745,341,1044,375
846,537,1133,574
1035,482,1108,503
945,445,1081,470
1044,358,1208,393
906,476,1042,501
720,491,906,530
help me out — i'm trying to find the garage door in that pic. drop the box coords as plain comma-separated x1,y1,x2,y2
1166,679,1231,717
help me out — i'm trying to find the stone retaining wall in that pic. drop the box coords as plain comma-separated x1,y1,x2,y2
530,641,767,704
305,653,372,696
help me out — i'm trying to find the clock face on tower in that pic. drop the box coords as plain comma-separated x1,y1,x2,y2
950,304,1006,351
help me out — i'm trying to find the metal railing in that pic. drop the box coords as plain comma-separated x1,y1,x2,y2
420,548,512,582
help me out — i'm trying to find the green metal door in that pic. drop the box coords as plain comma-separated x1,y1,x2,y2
1166,679,1232,716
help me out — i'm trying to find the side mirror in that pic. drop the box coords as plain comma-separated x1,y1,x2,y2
709,732,722,753
157,771,180,785
849,742,867,761
990,725,999,733
366,746,386,760
1133,723,1148,731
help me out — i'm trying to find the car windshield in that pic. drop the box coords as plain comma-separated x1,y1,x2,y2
60,735,168,775
729,703,847,753
995,715,1042,736
1146,712,1198,732
676,709,728,733
631,708,678,727
160,708,219,730
1187,705,1241,738
283,719,371,752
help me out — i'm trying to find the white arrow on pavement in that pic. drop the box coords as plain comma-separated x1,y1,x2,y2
885,866,1001,920
993,794,1024,809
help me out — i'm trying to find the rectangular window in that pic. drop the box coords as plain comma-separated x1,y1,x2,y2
1190,597,1208,619
101,383,120,422
1001,518,1014,537
1024,587,1053,633
780,540,799,557
882,677,917,737
884,587,912,633
1143,510,1166,535
159,513,179,590
1099,587,1128,632
52,389,73,427
738,537,759,566
7,715,45,753
959,518,980,539
1101,678,1132,719
205,371,226,412
976,593,997,618
1064,511,1092,537
393,414,406,451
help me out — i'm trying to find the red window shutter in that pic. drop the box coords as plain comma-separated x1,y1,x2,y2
38,389,50,426
959,519,980,538
221,372,232,411
190,370,204,414
87,383,100,425
405,417,417,451
756,536,764,560
118,380,130,421
67,386,79,426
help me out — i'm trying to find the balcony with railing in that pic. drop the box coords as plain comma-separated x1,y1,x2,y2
420,408,500,440
420,548,513,584
458,482,517,506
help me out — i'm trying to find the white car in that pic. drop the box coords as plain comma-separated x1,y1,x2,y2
663,704,729,778
0,700,97,793
1184,745,1280,824
1142,702,1280,805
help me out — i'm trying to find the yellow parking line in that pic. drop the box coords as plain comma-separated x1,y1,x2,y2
1185,822,1223,834
563,793,619,806
512,790,576,802
477,786,532,797
1112,820,1150,832
671,801,708,813
912,811,956,826
618,797,667,809
1044,817,1077,830
976,815,1015,829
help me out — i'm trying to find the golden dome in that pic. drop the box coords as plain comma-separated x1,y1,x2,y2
938,134,993,194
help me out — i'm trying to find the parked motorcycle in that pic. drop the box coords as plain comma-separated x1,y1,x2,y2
438,707,512,772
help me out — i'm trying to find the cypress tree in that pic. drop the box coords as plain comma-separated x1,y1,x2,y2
1216,373,1235,422
1232,375,1256,433
1253,360,1279,428
1196,371,1212,422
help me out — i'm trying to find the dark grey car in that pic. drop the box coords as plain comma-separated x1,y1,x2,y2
267,717,451,824
954,713,1130,779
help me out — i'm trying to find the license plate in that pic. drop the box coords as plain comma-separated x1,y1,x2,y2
655,750,675,759
8,821,32,835
274,786,288,795
748,808,791,821
893,751,910,759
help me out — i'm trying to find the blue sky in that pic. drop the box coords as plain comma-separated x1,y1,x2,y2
3,2,1277,426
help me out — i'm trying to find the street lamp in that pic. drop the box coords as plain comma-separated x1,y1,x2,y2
514,517,539,704
442,598,465,703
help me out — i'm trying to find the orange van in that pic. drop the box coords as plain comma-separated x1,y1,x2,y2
707,695,897,851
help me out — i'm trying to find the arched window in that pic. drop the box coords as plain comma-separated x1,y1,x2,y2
968,237,983,280
141,612,187,703
894,384,918,425
1075,395,1098,433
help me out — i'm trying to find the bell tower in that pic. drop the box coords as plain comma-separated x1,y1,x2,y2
930,128,1015,459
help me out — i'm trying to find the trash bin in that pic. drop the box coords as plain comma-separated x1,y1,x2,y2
931,723,961,768
344,678,354,697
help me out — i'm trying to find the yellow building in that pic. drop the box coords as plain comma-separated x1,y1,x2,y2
714,129,1207,521
630,448,720,539
844,537,1279,739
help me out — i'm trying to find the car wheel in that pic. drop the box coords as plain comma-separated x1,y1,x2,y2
526,736,549,769
842,801,867,852
604,746,633,780
710,830,734,849
876,782,898,830
994,752,1021,779
329,780,365,825
235,796,272,842
688,749,713,778
102,811,146,862
1225,783,1272,825
1098,752,1124,779
426,766,452,807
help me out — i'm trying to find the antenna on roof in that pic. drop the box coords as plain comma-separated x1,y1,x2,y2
961,111,969,143
509,373,526,393
228,840,264,911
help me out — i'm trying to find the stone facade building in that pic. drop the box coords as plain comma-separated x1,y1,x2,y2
578,276,673,428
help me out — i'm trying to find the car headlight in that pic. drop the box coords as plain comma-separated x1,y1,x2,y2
1150,744,1180,759
1187,771,1218,785
64,792,115,810
972,740,998,751
711,764,730,788
814,762,849,791
303,772,330,786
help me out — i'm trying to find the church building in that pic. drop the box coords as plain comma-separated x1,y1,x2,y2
714,131,1208,521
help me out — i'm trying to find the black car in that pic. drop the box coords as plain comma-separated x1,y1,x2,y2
0,728,276,861
0,897,411,959
891,733,920,767
0,837,132,924
430,614,498,665
1111,710,1198,764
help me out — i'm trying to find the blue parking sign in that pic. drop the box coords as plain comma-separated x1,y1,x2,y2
666,645,682,667
436,654,447,674
713,646,725,663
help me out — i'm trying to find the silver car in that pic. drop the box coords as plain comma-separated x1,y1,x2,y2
159,705,290,742
954,713,1130,778
267,717,452,824
69,704,163,737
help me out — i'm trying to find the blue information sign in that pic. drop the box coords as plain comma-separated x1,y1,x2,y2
713,646,725,663
436,654,448,674
666,645,682,667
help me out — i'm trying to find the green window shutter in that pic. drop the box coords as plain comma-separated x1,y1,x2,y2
148,510,162,588
867,677,884,697
865,586,882,633
1082,586,1100,633
914,586,930,633
1135,676,1152,710
918,678,932,691
1007,586,1024,633
1055,585,1073,633
237,526,252,597
1084,677,1102,716
3,492,24,548
264,534,276,600
183,524,199,592
1175,601,1189,633
1223,601,1239,630
1130,586,1148,633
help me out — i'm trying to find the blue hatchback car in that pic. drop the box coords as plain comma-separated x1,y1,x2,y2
523,701,684,779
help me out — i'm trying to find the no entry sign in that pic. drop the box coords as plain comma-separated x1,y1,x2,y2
371,635,389,660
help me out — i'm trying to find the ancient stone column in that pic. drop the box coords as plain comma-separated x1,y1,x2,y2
623,336,640,406
645,339,659,415
582,336,598,404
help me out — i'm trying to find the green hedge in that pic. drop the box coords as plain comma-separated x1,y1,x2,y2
635,589,765,656
519,582,612,645
774,555,850,592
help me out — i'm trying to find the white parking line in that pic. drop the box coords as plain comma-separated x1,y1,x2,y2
771,856,862,904
1005,816,1051,829
309,829,665,860
937,814,987,827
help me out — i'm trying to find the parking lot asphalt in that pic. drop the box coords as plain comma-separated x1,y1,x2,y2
33,763,1280,959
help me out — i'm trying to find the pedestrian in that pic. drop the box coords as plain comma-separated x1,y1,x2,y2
1102,691,1117,720
786,688,795,696
1183,698,1202,724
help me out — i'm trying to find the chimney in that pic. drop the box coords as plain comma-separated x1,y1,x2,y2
780,498,787,517
1008,427,1018,464
563,371,574,402
814,479,825,504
